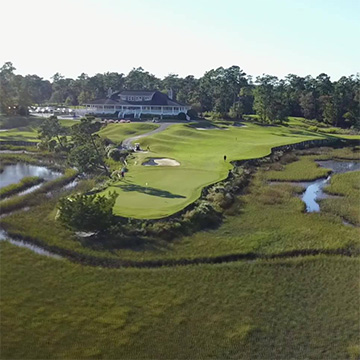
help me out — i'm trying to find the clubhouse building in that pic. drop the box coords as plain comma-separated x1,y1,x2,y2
84,90,190,118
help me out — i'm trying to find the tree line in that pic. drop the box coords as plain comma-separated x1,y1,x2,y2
1,62,359,128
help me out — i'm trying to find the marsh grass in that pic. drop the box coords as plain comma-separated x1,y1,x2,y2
0,144,40,151
264,156,332,181
0,169,77,214
297,145,360,160
1,143,360,359
2,154,358,263
0,176,44,200
321,171,360,225
1,244,359,360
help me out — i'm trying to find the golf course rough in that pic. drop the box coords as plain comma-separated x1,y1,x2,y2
98,121,344,219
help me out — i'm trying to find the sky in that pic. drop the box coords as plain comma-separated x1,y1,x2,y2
1,0,359,81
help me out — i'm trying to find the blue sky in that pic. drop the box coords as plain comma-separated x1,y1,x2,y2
1,0,359,80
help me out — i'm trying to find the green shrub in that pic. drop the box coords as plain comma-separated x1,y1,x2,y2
177,112,187,120
57,192,118,232
308,125,318,132
187,109,198,120
183,202,221,230
146,221,185,240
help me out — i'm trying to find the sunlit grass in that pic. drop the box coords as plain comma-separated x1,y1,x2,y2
0,176,43,200
98,122,330,218
321,171,360,225
2,149,359,263
264,156,331,181
0,126,39,142
1,243,358,360
97,122,159,144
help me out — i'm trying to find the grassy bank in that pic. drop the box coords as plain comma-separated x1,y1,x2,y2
264,156,332,181
0,126,39,142
1,147,359,264
1,244,358,360
321,171,360,225
0,152,63,171
0,169,77,214
0,176,44,200
0,115,44,130
97,122,159,144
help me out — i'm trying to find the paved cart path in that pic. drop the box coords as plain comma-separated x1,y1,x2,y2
122,122,177,149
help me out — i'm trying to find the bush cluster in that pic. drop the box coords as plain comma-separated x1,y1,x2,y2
308,125,319,132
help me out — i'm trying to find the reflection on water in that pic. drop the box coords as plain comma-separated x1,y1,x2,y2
316,160,360,173
0,229,62,259
0,163,61,188
301,177,330,212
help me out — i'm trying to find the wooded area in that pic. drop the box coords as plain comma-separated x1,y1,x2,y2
0,62,359,128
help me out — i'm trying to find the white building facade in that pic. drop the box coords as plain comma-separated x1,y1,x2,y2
84,90,190,118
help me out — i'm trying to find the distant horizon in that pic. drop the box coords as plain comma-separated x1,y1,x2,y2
3,61,359,83
2,0,359,81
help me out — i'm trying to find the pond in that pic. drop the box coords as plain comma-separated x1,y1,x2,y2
0,163,62,188
301,160,360,213
0,163,72,258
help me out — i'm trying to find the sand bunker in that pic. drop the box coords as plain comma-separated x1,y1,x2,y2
195,127,229,131
142,158,180,166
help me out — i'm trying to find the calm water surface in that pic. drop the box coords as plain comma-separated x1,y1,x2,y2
0,163,61,188
302,161,360,212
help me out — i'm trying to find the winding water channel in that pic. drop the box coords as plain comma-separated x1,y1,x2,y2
0,163,65,258
301,160,360,212
0,159,359,259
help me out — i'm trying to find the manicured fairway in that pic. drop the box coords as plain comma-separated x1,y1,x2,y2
97,122,159,144
0,120,157,144
0,126,39,142
99,122,330,218
1,243,358,360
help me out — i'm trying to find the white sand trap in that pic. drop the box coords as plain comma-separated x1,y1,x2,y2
143,158,180,166
195,127,229,131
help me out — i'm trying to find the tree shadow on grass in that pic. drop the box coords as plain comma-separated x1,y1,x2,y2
114,183,186,199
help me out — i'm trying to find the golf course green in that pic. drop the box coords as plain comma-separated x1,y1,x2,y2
0,126,39,142
99,121,335,218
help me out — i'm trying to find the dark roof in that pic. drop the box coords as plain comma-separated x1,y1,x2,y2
120,90,157,97
85,90,188,107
